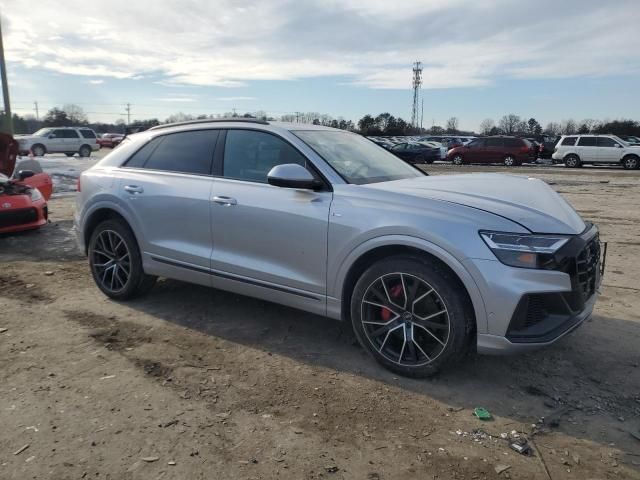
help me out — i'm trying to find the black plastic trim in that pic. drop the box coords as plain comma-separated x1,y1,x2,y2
150,256,322,301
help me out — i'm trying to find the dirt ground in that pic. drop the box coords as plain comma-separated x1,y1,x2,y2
1,164,640,479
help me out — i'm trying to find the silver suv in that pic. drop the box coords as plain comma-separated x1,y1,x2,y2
74,119,603,376
16,127,100,158
552,134,640,169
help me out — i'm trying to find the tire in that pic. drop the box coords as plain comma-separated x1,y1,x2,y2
79,145,92,158
564,154,581,168
350,255,472,377
622,155,639,170
452,154,464,166
88,219,157,300
31,144,46,157
503,155,517,167
65,153,74,157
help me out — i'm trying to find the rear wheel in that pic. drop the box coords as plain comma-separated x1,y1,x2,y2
79,145,92,158
622,155,639,170
452,154,464,166
564,154,581,168
350,256,472,377
88,219,157,300
31,144,45,157
503,155,517,167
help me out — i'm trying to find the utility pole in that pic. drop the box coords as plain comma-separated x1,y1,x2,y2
125,103,131,125
420,99,424,130
0,16,13,134
410,61,422,129
34,101,39,120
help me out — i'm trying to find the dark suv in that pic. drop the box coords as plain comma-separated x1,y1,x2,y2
447,136,534,166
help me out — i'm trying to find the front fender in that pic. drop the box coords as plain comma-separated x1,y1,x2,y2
329,234,488,334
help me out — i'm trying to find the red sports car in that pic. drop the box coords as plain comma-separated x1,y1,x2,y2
0,133,53,234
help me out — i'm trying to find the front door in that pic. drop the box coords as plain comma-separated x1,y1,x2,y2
49,130,68,153
464,138,486,162
597,137,623,163
210,129,331,310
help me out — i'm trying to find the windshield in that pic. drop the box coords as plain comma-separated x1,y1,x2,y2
33,128,53,137
294,131,424,185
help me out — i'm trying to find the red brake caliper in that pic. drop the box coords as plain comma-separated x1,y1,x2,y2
381,284,403,321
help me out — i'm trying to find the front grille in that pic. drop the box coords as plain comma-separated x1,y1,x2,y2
575,236,600,302
0,208,38,228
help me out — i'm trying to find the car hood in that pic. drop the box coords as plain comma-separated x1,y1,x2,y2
365,173,586,234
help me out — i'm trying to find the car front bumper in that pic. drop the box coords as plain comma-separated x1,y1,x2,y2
465,224,602,354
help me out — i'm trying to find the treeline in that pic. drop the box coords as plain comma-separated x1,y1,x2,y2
2,105,356,135
477,115,640,137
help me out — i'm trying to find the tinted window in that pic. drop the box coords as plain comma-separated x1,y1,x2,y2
80,129,96,139
124,137,163,168
486,138,503,147
135,130,218,174
223,130,307,183
504,138,523,147
63,130,79,138
597,137,620,148
561,137,577,146
52,129,66,138
467,139,485,148
578,136,597,147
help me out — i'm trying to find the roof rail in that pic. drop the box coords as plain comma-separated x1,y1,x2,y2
149,118,269,131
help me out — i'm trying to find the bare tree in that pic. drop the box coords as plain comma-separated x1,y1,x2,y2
544,122,562,136
445,116,459,133
62,103,88,124
479,118,495,135
498,114,521,134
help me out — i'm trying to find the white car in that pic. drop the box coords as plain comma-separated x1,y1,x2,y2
16,127,100,158
552,134,640,169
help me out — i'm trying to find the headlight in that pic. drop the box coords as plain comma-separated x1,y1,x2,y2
29,187,43,202
480,231,570,269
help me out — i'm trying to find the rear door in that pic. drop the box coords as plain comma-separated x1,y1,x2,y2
63,129,81,152
597,137,623,163
210,128,331,310
576,136,598,162
463,138,485,162
117,129,218,276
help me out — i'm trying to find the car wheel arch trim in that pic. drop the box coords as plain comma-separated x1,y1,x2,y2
331,234,488,334
81,200,145,254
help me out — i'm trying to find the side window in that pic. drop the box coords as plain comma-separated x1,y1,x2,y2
561,137,577,146
468,139,485,148
504,138,522,147
124,137,163,168
597,137,620,148
65,130,80,138
578,136,597,147
141,130,218,175
52,129,66,138
223,130,308,183
486,138,503,147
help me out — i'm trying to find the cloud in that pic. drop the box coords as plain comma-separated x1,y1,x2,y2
88,79,104,84
2,0,639,90
214,96,257,101
154,96,197,102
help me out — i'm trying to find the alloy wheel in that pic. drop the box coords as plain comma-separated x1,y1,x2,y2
504,156,515,166
91,230,131,293
623,157,638,169
453,155,463,165
32,145,45,157
360,273,450,367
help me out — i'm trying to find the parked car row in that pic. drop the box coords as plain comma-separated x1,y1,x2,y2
552,134,640,169
14,127,126,158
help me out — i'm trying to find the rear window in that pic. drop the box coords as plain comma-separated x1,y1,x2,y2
79,129,96,139
561,137,577,146
578,136,597,147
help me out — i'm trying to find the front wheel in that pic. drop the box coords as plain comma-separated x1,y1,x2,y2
622,156,639,170
88,219,157,300
31,144,45,157
451,154,464,166
503,155,517,167
350,256,472,377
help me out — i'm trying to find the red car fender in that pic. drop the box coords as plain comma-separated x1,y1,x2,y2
17,172,53,200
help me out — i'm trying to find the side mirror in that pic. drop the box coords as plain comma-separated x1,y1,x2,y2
267,164,321,190
17,170,35,181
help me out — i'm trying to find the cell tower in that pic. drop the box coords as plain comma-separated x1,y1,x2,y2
411,61,422,128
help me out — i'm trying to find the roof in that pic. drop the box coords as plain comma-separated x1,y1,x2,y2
147,118,343,133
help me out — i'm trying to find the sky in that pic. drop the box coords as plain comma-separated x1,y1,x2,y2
1,0,640,131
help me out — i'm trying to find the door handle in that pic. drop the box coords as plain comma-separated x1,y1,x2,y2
124,185,144,194
212,196,237,206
